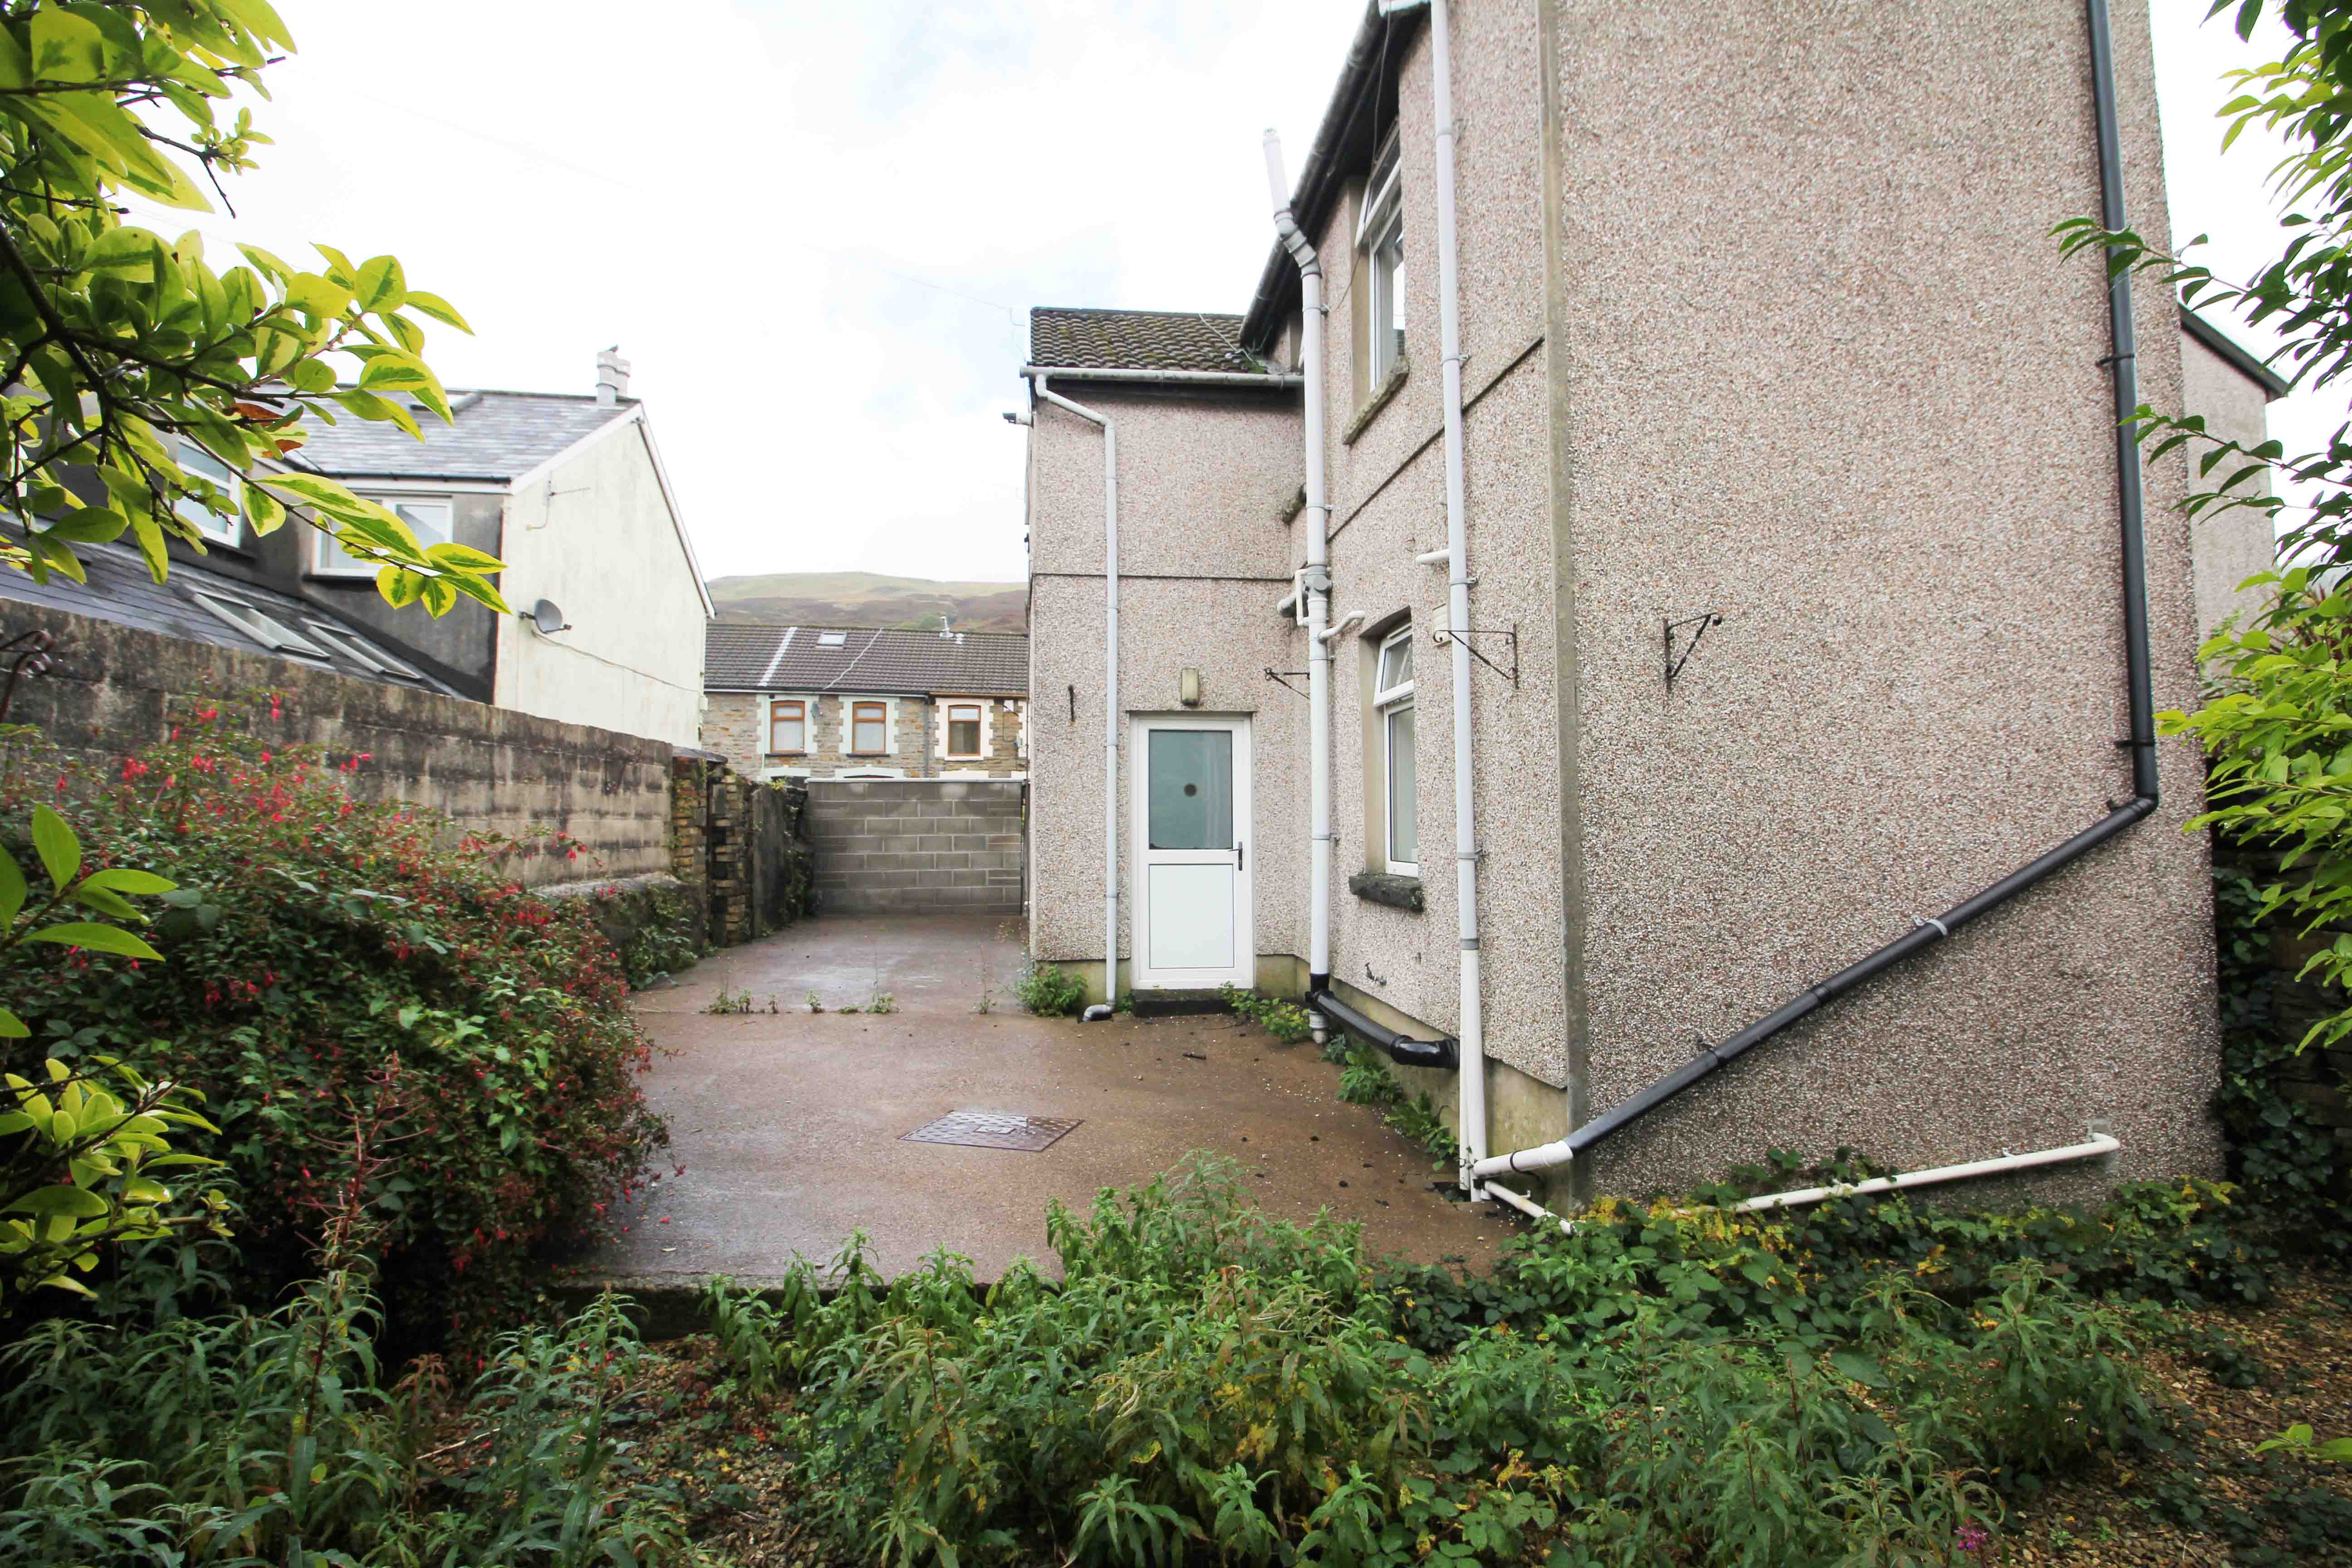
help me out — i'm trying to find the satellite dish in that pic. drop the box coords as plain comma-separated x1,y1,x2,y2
528,598,570,635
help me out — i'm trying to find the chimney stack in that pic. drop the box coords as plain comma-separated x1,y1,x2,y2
595,346,631,407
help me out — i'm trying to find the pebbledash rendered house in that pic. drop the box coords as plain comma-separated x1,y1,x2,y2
1017,0,2234,1213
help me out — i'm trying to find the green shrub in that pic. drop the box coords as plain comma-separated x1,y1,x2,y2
618,886,699,987
1014,959,1088,1017
0,705,667,1342
0,1250,689,1565
703,1153,2171,1566
1219,982,1313,1044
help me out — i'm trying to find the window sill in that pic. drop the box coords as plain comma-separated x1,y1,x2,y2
1348,870,1424,911
1342,359,1408,446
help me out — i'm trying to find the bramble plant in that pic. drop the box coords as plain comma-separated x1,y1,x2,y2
0,1,505,617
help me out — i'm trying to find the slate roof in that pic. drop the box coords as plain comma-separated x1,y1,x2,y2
0,545,452,693
286,391,637,481
706,623,1028,696
1028,308,1267,375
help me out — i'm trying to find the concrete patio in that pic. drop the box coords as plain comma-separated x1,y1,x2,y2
581,912,1511,1291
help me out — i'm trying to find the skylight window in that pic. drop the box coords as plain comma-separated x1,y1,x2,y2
304,621,423,678
818,631,848,647
190,591,325,657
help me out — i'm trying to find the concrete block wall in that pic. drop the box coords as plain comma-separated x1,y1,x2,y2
807,779,1025,913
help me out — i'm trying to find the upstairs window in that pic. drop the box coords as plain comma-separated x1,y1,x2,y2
769,699,807,754
175,439,242,547
316,496,453,577
1359,137,1406,387
850,700,888,755
1374,626,1416,876
946,702,983,758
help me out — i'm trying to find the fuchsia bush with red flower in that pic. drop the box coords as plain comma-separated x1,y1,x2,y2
0,695,666,1343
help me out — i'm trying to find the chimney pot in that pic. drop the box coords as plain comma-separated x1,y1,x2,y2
595,346,631,407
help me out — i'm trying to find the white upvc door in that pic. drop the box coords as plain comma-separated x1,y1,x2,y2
1131,715,1254,990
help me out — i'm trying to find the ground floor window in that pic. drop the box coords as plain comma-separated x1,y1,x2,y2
946,701,983,758
851,700,888,755
769,698,806,754
1375,626,1417,875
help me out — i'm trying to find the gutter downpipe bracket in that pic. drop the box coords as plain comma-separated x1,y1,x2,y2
1470,0,2160,1187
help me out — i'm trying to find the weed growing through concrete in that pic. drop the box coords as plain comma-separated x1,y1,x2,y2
1014,960,1087,1017
805,990,824,1014
704,988,754,1016
868,991,897,1016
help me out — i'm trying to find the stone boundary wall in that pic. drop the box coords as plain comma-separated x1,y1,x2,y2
806,779,1025,913
670,755,814,945
6,602,671,888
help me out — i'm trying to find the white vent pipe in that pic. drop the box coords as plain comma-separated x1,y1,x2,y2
1265,130,1334,1037
1032,376,1121,1021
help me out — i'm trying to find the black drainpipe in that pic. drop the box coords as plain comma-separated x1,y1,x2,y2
1485,0,2159,1179
1310,985,1460,1069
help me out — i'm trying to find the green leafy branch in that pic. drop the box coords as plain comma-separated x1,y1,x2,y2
0,1,505,617
0,799,170,1038
0,796,226,1300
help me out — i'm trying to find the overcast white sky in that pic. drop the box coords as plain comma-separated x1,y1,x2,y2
162,3,2324,585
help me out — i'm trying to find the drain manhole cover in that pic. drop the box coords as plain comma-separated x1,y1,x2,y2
902,1111,1083,1152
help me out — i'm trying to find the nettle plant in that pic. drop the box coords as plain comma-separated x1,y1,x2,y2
0,1,504,616
0,695,668,1340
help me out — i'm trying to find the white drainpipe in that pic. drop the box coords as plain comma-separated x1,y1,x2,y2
1265,130,1335,1040
1408,0,1489,1194
1032,375,1121,1021
1729,1134,2121,1215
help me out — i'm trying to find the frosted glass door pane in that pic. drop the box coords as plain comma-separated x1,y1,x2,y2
1147,730,1233,850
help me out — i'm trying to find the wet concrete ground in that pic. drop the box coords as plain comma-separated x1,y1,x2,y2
583,913,1511,1288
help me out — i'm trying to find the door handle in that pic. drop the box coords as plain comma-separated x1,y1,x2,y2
1236,841,1245,871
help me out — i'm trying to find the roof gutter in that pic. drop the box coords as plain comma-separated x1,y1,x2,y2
1241,2,1414,353
2178,306,2292,401
1472,0,2162,1185
1018,364,1304,389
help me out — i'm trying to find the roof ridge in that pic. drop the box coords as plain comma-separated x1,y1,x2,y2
1033,304,1245,319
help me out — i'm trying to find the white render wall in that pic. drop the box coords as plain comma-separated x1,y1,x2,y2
492,416,706,748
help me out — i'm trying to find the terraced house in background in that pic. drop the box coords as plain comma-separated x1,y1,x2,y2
1018,0,2235,1213
701,622,1028,781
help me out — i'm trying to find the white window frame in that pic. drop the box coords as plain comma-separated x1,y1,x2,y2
314,493,455,578
301,621,423,678
1358,137,1406,387
190,590,326,658
175,438,242,548
769,697,808,755
1374,625,1417,877
943,700,985,760
848,698,891,756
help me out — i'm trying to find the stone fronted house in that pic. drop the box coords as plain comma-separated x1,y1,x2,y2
1019,0,2227,1210
702,623,1027,781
